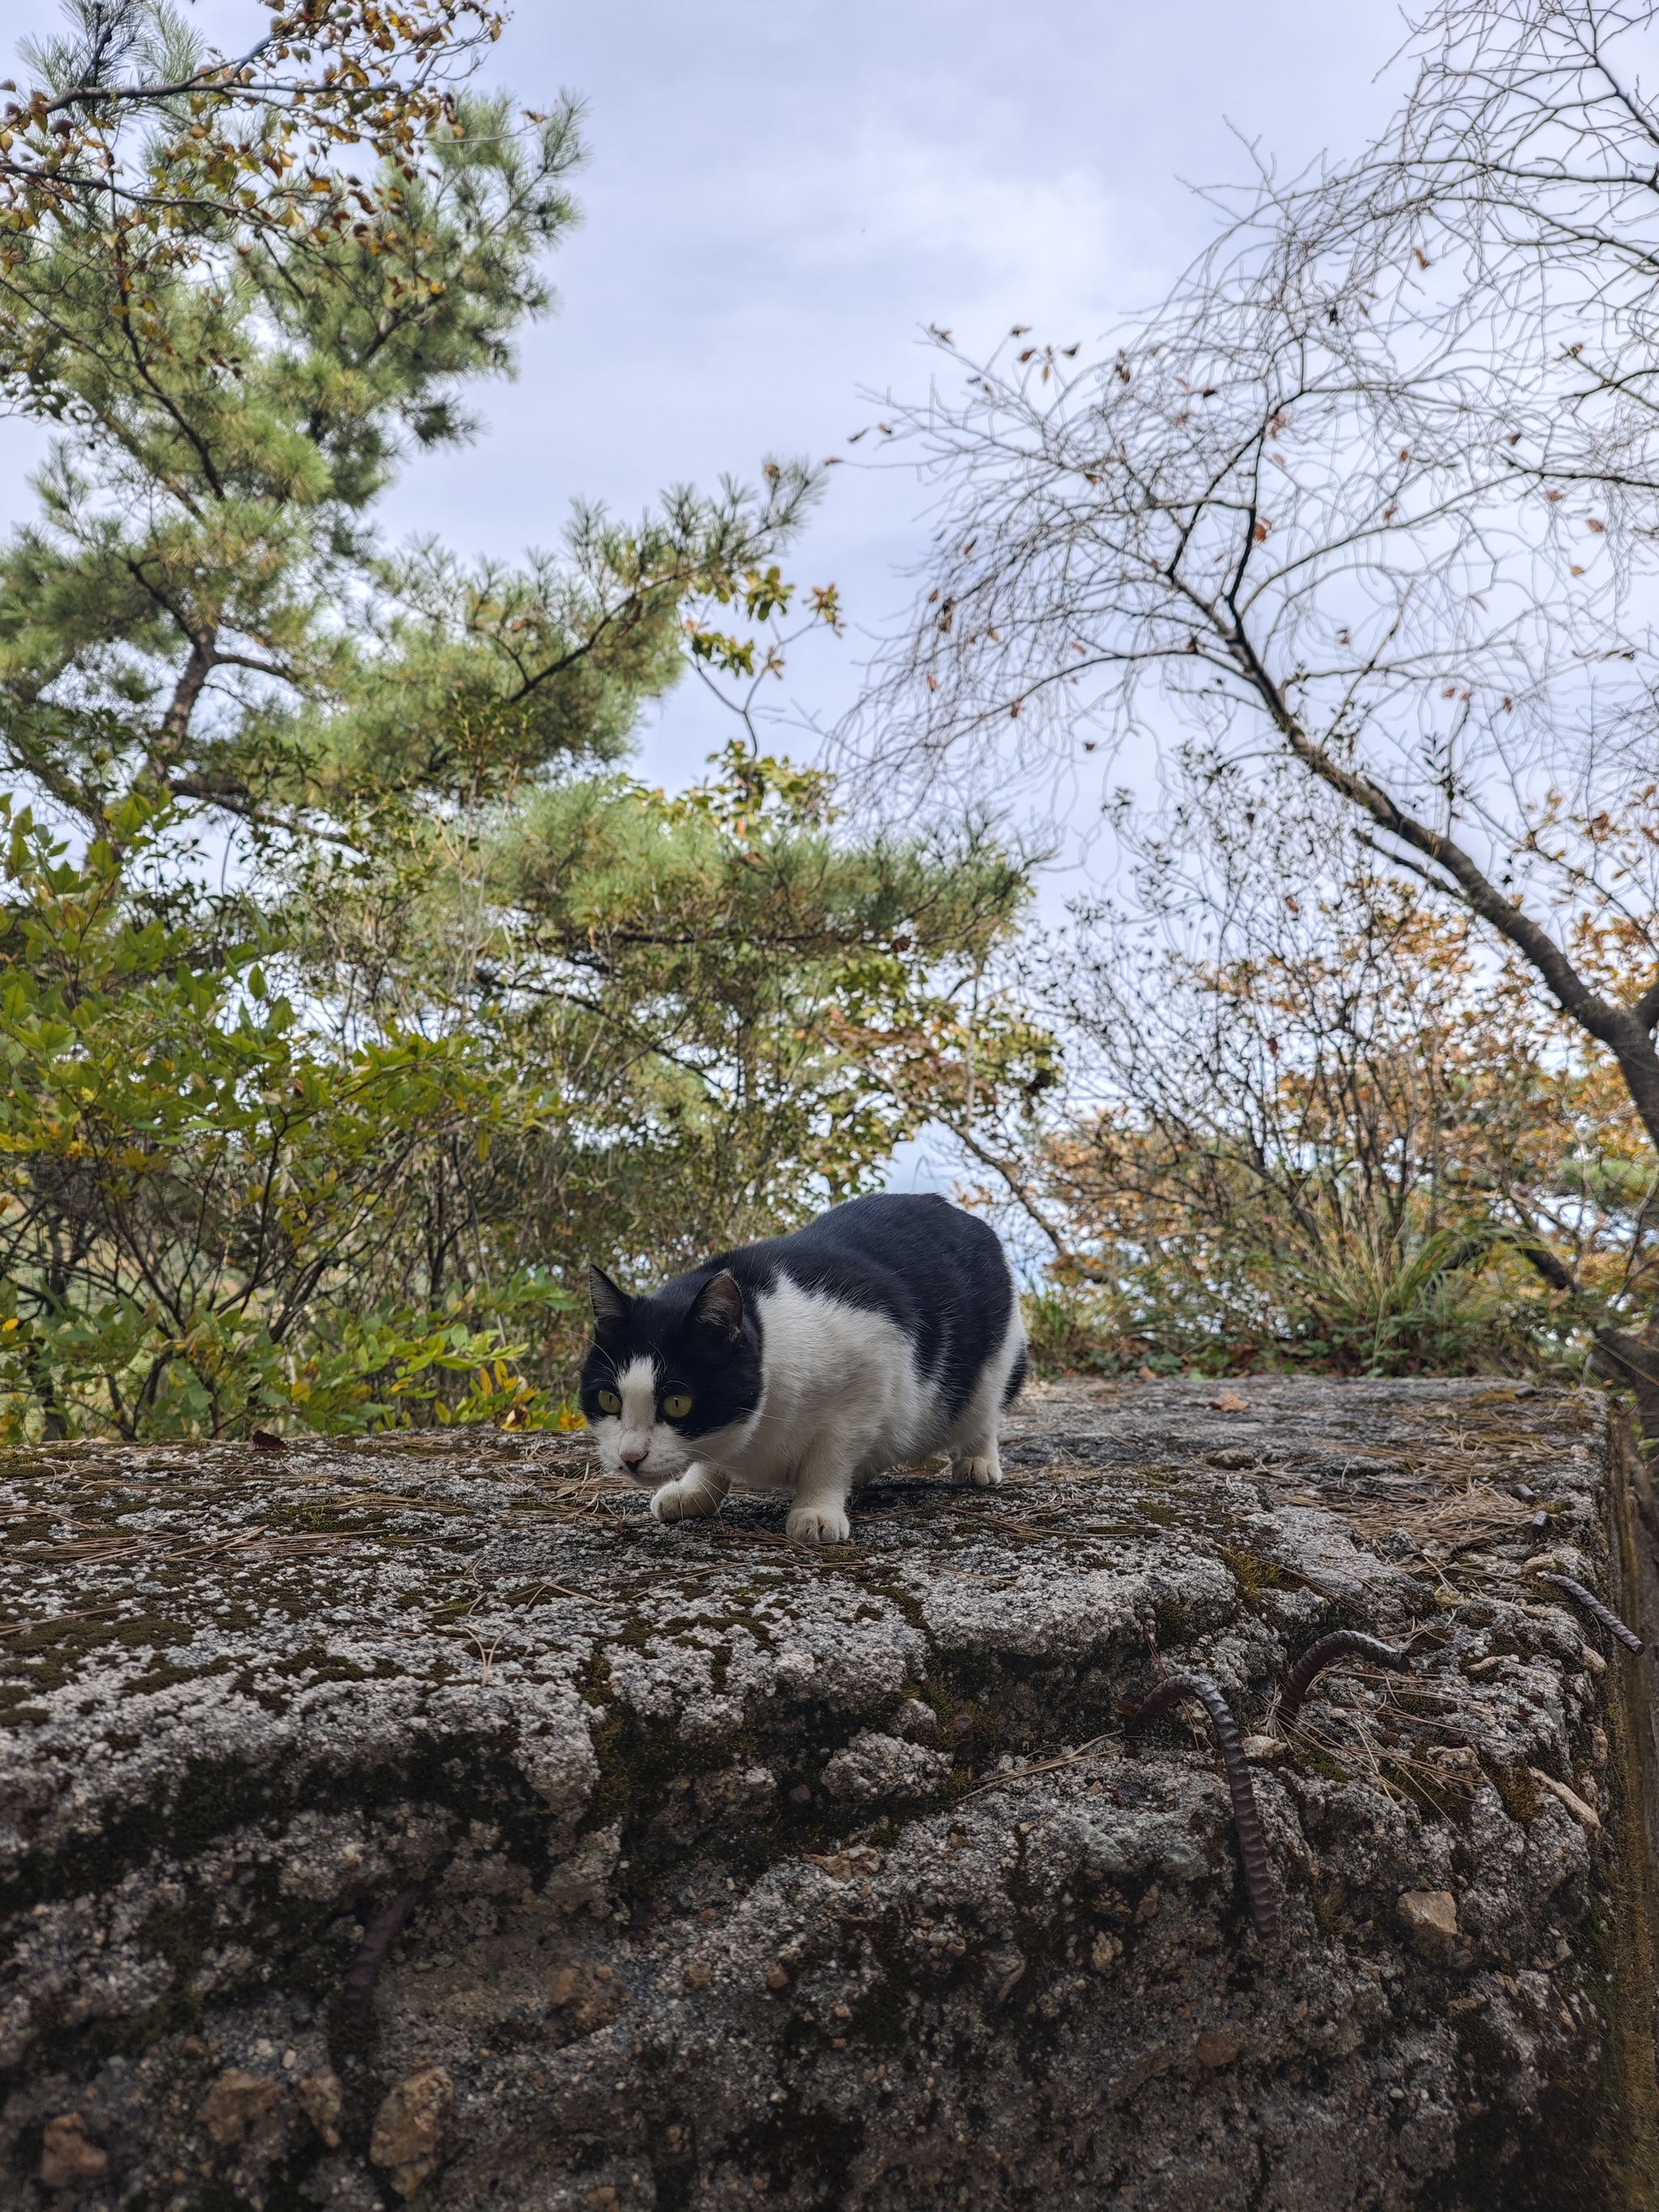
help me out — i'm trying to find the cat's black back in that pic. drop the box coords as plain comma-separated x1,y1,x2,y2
706,1191,1022,1422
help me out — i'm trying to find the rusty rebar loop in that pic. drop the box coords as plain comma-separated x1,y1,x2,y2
1278,1632,1415,1725
1537,1572,1644,1655
1125,1672,1280,1942
343,1883,429,2029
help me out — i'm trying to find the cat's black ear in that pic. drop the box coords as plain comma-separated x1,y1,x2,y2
587,1264,631,1340
689,1271,744,1342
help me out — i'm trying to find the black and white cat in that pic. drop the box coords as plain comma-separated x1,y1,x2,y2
580,1192,1027,1544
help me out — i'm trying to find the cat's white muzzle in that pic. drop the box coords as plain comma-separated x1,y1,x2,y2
593,1414,695,1485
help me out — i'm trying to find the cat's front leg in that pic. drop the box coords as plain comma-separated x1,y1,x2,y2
951,1434,1004,1487
785,1442,854,1545
650,1461,731,1522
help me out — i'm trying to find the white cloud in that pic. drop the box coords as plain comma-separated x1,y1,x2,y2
0,0,1414,798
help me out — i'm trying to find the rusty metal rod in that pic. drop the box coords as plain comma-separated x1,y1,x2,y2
1125,1673,1279,1941
1279,1631,1414,1724
1537,1572,1644,1654
343,1884,429,2029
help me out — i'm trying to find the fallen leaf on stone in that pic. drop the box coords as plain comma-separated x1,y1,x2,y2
544,1962,630,2043
370,2065,454,2197
198,2069,283,2149
296,2073,343,2149
546,1959,629,2032
1529,1767,1601,1831
1398,1889,1458,1961
1242,1735,1287,1762
1210,1390,1250,1413
800,1847,884,1880
41,2116,108,2189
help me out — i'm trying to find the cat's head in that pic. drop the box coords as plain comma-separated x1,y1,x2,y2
579,1264,762,1485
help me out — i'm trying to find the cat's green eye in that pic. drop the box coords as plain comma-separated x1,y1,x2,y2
663,1392,694,1419
597,1388,621,1414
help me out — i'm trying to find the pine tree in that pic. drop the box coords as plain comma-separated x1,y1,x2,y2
0,6,816,837
0,5,1044,1441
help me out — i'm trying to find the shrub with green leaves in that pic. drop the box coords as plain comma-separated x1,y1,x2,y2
0,753,1033,1438
0,794,577,1436
0,6,1041,1439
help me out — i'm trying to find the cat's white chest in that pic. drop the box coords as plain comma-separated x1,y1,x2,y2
727,1276,934,1485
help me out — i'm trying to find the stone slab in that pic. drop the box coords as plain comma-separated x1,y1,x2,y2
2,1379,1657,2210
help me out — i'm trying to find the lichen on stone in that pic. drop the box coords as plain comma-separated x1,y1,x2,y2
2,1380,1656,2209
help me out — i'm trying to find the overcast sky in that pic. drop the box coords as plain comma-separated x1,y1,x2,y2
3,2,1415,787
450,0,1413,1211
378,0,1414,789
0,0,1413,784
0,0,1422,1210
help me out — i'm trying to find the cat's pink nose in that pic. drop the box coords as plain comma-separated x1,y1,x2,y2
621,1445,649,1470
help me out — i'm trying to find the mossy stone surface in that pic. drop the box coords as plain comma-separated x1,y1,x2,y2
2,1380,1656,2209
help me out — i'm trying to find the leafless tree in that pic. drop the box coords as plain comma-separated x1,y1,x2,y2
1043,761,1659,1362
856,0,1659,1177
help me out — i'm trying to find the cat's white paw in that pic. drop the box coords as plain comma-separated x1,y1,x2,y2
650,1475,723,1521
787,1504,851,1545
958,1455,1003,1488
